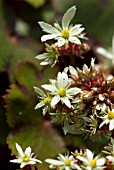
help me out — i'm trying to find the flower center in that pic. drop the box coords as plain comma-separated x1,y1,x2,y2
23,155,29,162
59,88,66,96
89,159,96,167
65,159,71,166
108,110,114,119
62,29,69,38
44,97,51,104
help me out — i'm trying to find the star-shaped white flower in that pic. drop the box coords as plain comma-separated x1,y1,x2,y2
34,86,52,115
77,149,105,170
38,6,86,47
96,35,114,65
42,71,82,108
10,143,42,168
45,153,81,170
36,43,59,67
99,109,114,131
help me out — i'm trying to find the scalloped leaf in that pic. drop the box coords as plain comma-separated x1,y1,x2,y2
7,123,66,170
14,62,39,94
5,84,42,128
14,61,59,92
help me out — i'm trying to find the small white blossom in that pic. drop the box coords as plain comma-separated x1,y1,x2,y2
10,143,42,168
34,86,51,115
96,35,114,66
42,71,82,108
36,43,59,67
99,109,114,131
45,153,81,170
77,149,105,170
38,6,86,47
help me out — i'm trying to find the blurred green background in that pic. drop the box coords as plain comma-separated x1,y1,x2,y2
0,0,114,169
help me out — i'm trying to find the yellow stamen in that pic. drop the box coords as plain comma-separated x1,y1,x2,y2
23,155,29,162
89,159,96,167
44,97,51,104
108,110,114,119
62,30,69,39
59,88,66,96
65,159,71,166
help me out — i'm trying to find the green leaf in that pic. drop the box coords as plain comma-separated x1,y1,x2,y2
7,124,66,170
14,62,39,94
24,0,46,8
5,84,42,128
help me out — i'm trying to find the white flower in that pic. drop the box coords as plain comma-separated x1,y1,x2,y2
45,153,81,170
36,43,59,67
96,35,114,65
42,71,82,108
10,143,42,168
34,86,51,115
77,149,105,170
99,109,114,131
38,6,86,47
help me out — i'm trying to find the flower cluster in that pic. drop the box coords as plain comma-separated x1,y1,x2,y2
10,138,114,170
36,6,88,67
34,58,114,138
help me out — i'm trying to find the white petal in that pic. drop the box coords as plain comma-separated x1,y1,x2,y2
35,101,45,109
41,34,57,42
107,156,114,163
65,166,70,170
30,158,42,163
99,119,109,129
45,159,64,165
76,156,88,164
51,96,60,106
72,164,81,170
57,72,68,88
69,66,78,77
54,22,62,32
58,154,66,161
36,53,49,60
62,6,76,29
69,37,81,45
96,47,113,59
33,86,45,97
10,158,22,163
70,27,85,36
38,22,60,34
26,161,36,165
16,143,24,157
40,61,49,65
61,97,71,108
70,24,82,31
42,84,57,92
24,147,31,156
66,87,82,95
57,38,66,47
96,158,105,166
109,119,114,131
20,162,27,168
86,149,93,161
